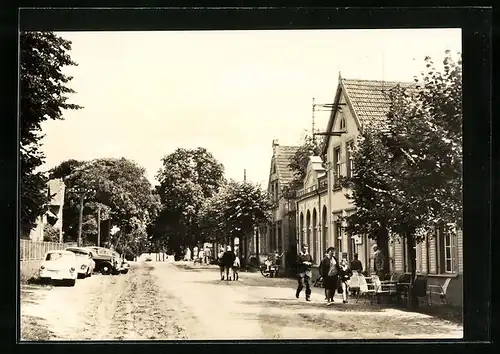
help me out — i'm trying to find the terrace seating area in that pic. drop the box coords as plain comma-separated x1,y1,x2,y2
347,272,452,307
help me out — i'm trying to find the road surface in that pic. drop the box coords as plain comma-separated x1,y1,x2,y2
20,260,463,340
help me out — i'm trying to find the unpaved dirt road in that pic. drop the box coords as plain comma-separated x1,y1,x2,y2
20,261,463,340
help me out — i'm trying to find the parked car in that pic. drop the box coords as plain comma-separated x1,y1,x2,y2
39,250,78,286
66,247,95,278
85,246,119,275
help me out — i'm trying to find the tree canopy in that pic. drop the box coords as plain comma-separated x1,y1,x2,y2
50,158,160,249
152,148,225,251
343,51,462,300
20,32,82,235
199,180,274,245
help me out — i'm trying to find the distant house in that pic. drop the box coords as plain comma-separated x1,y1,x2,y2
29,179,66,242
257,139,299,273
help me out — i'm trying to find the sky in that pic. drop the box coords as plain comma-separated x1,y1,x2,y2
39,29,461,188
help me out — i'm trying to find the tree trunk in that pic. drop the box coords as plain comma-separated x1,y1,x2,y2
255,227,260,261
243,233,248,271
407,234,419,309
376,227,390,274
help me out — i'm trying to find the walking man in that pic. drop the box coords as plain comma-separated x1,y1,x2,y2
319,247,340,305
295,244,314,301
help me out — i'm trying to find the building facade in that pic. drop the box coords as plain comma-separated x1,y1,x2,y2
29,179,66,242
295,156,328,265
320,75,462,305
259,139,299,273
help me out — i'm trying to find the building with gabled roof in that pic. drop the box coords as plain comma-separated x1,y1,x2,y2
254,139,299,274
319,74,462,306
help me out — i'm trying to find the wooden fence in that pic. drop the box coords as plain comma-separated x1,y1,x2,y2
20,239,70,261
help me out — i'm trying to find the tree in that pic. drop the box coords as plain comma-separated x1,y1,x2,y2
199,180,274,267
154,148,225,252
343,51,462,308
20,32,82,235
50,158,160,250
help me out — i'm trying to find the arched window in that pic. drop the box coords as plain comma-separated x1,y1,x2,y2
339,116,346,131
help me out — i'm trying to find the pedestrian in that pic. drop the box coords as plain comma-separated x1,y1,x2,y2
274,249,284,266
193,245,199,261
318,250,329,301
204,247,211,264
198,248,205,264
319,247,340,305
218,247,225,280
295,244,314,301
349,253,363,273
222,246,236,281
372,245,385,281
232,253,240,281
185,247,192,261
349,253,363,296
338,258,352,304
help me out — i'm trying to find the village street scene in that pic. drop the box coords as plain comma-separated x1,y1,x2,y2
20,28,463,341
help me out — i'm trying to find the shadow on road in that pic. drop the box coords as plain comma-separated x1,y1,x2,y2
240,298,387,313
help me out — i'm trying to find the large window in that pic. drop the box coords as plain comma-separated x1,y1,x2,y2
443,229,454,273
334,220,342,253
333,146,341,189
346,141,354,179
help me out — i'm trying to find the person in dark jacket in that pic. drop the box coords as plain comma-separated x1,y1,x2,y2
319,247,340,305
295,244,314,301
221,246,236,281
349,253,363,273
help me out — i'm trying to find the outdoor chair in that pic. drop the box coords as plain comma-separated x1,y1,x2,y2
372,275,397,304
357,275,376,304
427,277,451,306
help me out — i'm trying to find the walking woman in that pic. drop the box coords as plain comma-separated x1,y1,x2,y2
338,259,352,304
319,247,340,306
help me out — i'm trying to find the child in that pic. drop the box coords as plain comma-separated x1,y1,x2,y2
232,254,241,281
264,255,273,271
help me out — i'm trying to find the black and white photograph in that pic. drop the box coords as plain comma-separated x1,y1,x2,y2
18,15,468,341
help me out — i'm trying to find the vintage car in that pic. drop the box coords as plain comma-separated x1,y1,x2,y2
65,247,95,278
39,250,78,286
85,246,119,275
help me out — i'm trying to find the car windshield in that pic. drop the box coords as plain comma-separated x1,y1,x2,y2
45,252,72,261
68,249,88,256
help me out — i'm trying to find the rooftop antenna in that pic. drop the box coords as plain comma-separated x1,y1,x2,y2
312,97,316,143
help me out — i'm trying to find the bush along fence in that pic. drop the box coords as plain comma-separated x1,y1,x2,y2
20,239,70,261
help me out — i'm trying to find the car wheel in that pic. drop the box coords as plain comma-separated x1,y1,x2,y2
101,264,111,275
67,279,76,287
121,269,129,274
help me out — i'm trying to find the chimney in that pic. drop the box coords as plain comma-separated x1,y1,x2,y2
272,139,279,154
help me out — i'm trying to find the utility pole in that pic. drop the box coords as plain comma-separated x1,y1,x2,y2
97,204,101,247
244,169,246,182
77,192,85,247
